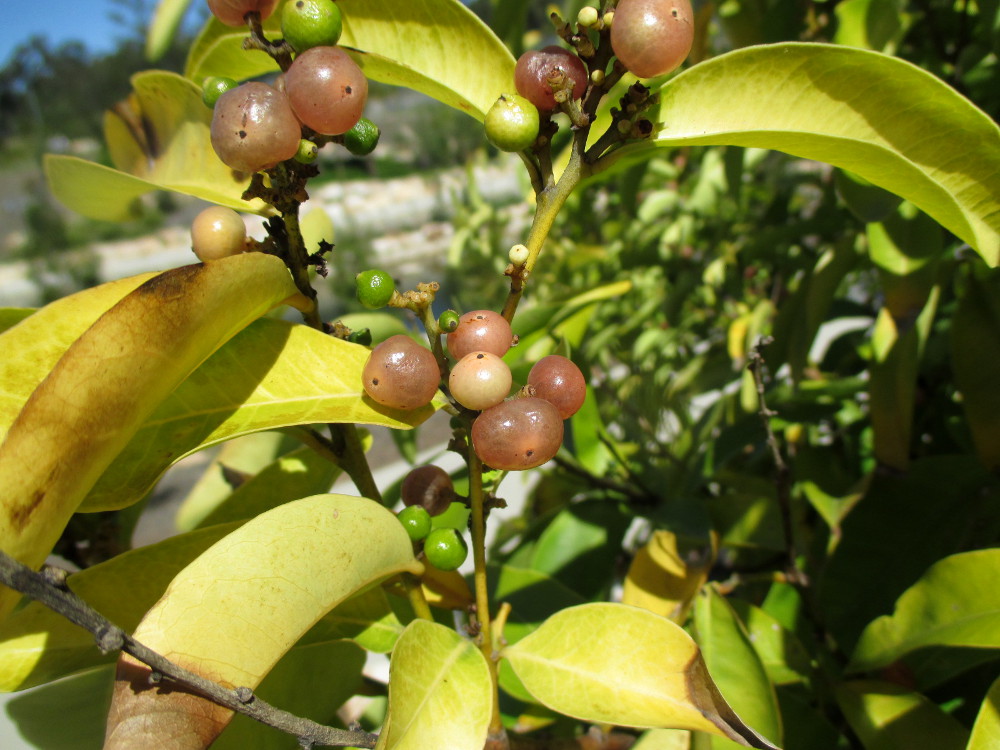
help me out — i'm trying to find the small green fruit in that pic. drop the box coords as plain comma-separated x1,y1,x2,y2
294,138,319,163
424,528,469,571
438,310,460,333
202,76,238,108
343,117,381,156
484,94,540,152
355,269,395,309
397,506,432,542
347,327,372,346
281,0,343,53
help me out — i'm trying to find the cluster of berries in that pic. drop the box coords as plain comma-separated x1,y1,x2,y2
203,0,374,175
485,0,695,153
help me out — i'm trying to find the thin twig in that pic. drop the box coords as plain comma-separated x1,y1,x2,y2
746,336,804,584
0,550,378,748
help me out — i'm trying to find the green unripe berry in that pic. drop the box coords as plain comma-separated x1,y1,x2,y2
484,94,540,153
438,310,460,333
281,0,343,53
202,76,238,108
295,138,319,163
355,269,395,309
578,6,600,27
347,328,372,346
343,117,381,156
397,505,432,542
423,528,469,571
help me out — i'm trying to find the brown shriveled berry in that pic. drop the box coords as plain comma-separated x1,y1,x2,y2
527,355,587,419
362,335,439,410
471,397,564,471
447,310,513,360
401,465,456,516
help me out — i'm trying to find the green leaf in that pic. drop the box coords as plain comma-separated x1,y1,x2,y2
191,444,347,529
819,456,999,652
186,0,516,121
729,600,813,687
849,549,1000,672
145,0,194,60
694,589,783,748
81,318,438,512
835,680,970,750
0,274,155,443
951,269,1000,472
214,640,366,750
602,44,1000,265
105,495,420,748
833,0,909,53
0,255,307,623
0,524,238,691
503,602,781,748
45,71,265,221
375,620,492,750
0,308,34,334
968,675,1000,750
303,585,407,654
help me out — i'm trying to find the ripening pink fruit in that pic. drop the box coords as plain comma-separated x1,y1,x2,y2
527,355,586,419
362,335,439,410
449,352,513,411
471,397,564,471
207,0,279,27
447,310,513,360
610,0,695,79
210,82,301,173
514,46,589,111
285,46,368,135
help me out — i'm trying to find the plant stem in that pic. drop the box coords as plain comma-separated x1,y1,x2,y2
331,424,384,504
402,572,433,620
468,447,502,734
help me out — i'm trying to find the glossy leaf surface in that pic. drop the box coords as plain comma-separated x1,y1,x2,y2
375,619,492,750
503,603,781,747
835,680,969,750
603,44,1000,264
0,254,306,623
45,71,265,220
186,0,515,120
623,530,712,623
81,318,436,511
850,549,1000,672
105,494,420,749
968,676,1000,750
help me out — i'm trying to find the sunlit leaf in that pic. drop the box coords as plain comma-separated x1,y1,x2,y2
600,44,1000,265
105,494,420,749
694,589,783,748
729,600,813,687
968,675,1000,750
835,680,969,750
145,0,194,60
81,318,438,512
0,273,155,443
186,0,515,120
46,71,265,221
0,524,236,692
623,530,713,623
0,255,307,623
375,620,492,750
503,603,781,748
304,585,407,654
849,549,1000,672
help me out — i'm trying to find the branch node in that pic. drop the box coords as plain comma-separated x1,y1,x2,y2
148,670,163,685
95,624,124,654
41,565,70,589
235,686,255,704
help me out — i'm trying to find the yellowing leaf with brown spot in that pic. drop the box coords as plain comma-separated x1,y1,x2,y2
623,531,713,623
105,494,420,749
502,603,781,749
375,619,492,750
0,254,308,623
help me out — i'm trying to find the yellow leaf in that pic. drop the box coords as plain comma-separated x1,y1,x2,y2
502,603,781,748
375,620,492,750
105,494,420,749
623,531,713,623
0,254,308,623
